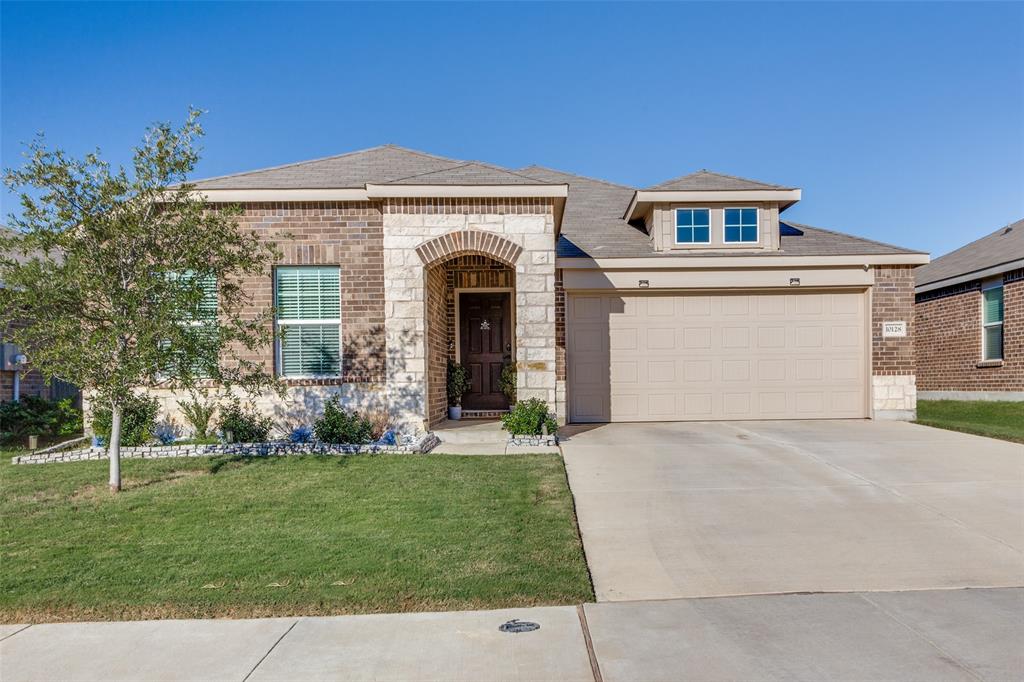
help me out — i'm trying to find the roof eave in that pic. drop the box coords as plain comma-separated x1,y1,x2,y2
558,253,930,270
915,257,1024,294
624,189,803,221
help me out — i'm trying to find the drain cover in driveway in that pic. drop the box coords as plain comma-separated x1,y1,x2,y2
499,619,540,633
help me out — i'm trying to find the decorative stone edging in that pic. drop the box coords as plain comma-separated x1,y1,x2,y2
11,433,442,465
506,434,559,448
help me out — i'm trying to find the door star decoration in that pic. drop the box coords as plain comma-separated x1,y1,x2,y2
480,319,491,331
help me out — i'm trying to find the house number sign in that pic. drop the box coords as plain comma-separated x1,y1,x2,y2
882,321,907,338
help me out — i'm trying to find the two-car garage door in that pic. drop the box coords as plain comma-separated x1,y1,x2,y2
567,290,868,422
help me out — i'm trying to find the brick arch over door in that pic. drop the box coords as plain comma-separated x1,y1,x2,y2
415,229,523,268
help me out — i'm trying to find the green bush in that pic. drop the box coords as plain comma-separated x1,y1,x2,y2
0,396,83,444
217,399,272,443
500,398,557,436
178,393,217,439
314,395,373,444
499,362,517,403
92,394,160,447
447,361,472,406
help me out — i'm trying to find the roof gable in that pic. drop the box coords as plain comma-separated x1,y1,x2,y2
646,170,792,191
389,162,556,185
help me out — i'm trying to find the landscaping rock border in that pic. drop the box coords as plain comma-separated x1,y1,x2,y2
11,433,442,465
506,434,559,448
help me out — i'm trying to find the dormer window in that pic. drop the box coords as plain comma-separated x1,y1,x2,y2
675,208,711,244
724,208,758,243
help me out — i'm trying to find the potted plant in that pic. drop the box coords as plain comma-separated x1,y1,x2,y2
499,362,517,405
446,360,471,420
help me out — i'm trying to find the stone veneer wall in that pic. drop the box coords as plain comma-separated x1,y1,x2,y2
915,269,1023,394
383,198,557,431
871,265,917,418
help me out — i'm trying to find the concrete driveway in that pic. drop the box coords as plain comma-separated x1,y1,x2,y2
561,420,1024,601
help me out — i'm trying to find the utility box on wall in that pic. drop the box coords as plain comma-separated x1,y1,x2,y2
0,343,26,371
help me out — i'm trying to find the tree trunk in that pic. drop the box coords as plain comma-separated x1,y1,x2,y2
108,404,122,492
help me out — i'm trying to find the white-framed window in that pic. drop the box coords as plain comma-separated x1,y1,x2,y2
675,208,711,244
164,271,218,378
724,207,758,243
982,281,1004,361
275,266,341,377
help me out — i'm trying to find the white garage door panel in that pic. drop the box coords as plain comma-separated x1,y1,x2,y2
567,291,868,422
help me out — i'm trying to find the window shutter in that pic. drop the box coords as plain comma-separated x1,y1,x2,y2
983,287,1004,324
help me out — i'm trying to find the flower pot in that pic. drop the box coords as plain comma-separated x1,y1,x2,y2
448,405,462,421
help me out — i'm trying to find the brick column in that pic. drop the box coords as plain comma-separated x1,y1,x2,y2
872,265,917,419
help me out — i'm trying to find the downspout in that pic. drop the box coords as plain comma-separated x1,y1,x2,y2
12,368,19,402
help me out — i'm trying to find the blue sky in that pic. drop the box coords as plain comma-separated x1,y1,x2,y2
2,1,1021,257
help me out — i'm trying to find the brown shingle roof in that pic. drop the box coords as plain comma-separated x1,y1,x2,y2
189,146,922,260
915,219,1024,288
389,162,557,185
646,170,794,191
191,144,461,189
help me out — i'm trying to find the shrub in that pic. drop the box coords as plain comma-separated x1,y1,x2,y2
499,362,517,403
446,361,471,406
364,408,392,441
500,398,558,436
92,394,160,447
288,425,314,444
314,396,373,445
217,399,272,443
0,396,82,444
177,393,217,439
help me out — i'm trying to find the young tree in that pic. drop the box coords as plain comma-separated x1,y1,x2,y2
1,108,281,491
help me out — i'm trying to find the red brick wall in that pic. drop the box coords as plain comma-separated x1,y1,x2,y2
231,202,385,385
872,265,916,375
915,270,1024,392
425,264,448,426
1,318,59,402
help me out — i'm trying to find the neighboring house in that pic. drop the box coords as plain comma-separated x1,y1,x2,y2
0,227,80,404
914,220,1023,400
146,145,927,430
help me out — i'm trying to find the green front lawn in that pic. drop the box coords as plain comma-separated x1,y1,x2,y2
915,400,1024,444
0,450,593,623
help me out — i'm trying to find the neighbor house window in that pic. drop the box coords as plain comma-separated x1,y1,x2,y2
275,266,341,377
724,208,758,243
982,283,1004,361
675,209,711,244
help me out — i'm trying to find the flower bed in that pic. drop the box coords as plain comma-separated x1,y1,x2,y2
12,433,441,464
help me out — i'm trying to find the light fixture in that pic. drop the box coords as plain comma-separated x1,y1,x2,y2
789,278,800,286
639,279,650,288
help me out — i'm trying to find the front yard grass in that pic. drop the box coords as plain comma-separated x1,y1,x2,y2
0,450,593,623
915,400,1024,444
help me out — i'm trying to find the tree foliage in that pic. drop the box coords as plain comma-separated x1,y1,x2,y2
0,108,282,488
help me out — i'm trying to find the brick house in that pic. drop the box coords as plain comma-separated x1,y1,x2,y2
914,219,1023,400
1,227,80,404
144,145,928,431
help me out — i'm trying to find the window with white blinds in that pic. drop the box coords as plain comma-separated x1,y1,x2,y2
275,266,341,377
982,283,1004,361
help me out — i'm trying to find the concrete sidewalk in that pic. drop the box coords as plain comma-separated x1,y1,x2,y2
2,588,1020,681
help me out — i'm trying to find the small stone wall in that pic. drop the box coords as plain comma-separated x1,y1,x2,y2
12,433,441,465
506,434,558,448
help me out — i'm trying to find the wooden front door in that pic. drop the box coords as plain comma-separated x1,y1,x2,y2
460,291,512,410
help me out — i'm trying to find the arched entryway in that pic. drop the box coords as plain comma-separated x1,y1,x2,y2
420,231,522,426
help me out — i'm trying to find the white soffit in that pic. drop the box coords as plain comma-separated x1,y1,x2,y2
366,183,568,198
